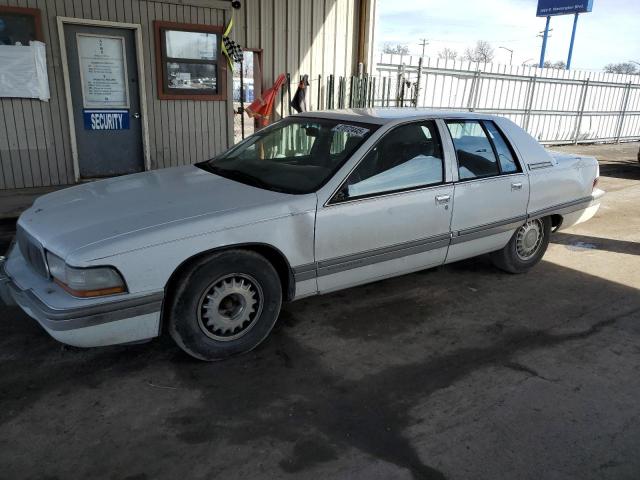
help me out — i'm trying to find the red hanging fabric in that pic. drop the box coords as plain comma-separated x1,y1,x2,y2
245,73,287,127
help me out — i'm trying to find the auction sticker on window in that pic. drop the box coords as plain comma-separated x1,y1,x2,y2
332,124,370,137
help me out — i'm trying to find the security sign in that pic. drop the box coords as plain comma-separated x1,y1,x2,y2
83,109,130,130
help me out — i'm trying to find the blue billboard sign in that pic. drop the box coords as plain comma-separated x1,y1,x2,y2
536,0,593,17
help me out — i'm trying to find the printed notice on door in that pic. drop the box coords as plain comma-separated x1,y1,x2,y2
77,34,129,108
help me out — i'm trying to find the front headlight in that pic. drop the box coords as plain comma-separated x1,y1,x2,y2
46,252,127,298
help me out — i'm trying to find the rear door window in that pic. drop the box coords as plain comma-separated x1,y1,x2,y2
446,120,520,180
483,121,520,174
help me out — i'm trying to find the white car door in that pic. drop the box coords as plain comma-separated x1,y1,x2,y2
444,119,530,263
314,120,454,293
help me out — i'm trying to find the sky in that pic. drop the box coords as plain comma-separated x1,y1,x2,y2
375,0,640,70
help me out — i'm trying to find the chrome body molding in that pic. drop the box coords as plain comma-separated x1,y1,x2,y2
451,216,527,245
317,234,450,277
528,196,593,220
293,234,450,280
528,161,554,170
293,263,316,282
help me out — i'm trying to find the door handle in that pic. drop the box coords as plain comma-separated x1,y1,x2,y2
133,113,141,119
435,194,451,205
511,182,523,191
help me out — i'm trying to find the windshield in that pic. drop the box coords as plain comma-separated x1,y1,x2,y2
197,117,378,194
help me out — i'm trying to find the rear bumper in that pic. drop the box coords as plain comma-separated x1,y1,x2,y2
1,256,163,347
557,189,604,230
528,190,604,230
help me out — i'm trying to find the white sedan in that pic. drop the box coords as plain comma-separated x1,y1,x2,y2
0,109,604,360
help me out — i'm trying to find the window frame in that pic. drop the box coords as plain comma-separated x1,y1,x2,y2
445,119,522,182
0,6,44,44
153,20,226,101
329,120,448,205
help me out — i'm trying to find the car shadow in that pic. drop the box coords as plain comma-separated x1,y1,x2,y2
552,232,640,256
599,161,640,181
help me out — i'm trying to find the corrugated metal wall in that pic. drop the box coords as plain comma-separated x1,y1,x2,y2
234,0,360,115
0,0,363,190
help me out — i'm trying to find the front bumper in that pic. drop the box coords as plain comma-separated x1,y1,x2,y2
1,255,163,347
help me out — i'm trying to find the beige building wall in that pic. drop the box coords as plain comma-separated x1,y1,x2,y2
0,0,373,190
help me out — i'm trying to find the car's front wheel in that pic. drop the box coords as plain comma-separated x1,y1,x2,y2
490,217,551,273
167,250,282,361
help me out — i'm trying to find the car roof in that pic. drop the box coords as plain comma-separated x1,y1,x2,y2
294,108,499,125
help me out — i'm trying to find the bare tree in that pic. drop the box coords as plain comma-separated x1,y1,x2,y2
438,48,458,61
382,42,410,55
462,40,495,63
543,60,567,70
604,62,638,74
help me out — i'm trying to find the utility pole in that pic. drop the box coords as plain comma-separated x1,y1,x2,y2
418,38,429,58
499,46,514,65
538,16,551,68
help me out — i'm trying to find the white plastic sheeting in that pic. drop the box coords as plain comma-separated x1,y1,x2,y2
0,41,50,101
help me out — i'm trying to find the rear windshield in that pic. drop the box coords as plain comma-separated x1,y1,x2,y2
197,117,378,194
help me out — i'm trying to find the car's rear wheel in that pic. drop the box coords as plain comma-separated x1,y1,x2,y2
167,250,282,361
490,217,551,273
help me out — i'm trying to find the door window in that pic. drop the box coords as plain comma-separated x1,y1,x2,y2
446,120,499,180
483,121,520,174
446,120,521,180
334,121,445,201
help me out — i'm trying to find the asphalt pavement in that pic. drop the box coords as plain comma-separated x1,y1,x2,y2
0,143,639,480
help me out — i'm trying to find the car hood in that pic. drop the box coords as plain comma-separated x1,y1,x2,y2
18,166,297,261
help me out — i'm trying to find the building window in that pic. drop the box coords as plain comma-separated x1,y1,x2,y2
154,21,226,101
0,6,43,46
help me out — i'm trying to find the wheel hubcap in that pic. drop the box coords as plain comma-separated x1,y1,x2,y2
197,274,263,341
516,219,544,261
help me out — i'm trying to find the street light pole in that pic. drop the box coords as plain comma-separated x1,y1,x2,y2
499,46,513,65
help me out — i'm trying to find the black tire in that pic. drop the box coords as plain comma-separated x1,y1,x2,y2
490,217,551,274
167,250,282,361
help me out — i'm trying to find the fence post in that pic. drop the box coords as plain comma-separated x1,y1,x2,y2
615,82,632,143
396,64,404,106
467,69,481,111
371,77,376,107
413,56,423,107
523,75,538,132
239,58,245,139
573,78,590,144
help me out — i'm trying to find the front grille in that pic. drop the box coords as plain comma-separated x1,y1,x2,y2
16,225,49,277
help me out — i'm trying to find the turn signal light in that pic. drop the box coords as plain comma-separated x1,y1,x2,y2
53,279,127,298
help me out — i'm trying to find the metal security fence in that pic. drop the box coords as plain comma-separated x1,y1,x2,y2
235,58,640,145
374,59,640,144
